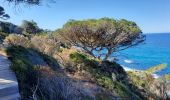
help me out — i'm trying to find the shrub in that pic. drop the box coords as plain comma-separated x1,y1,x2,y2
31,35,60,56
69,52,88,63
6,46,37,99
6,45,63,99
165,74,170,81
39,52,60,70
128,70,170,99
69,52,142,99
38,75,94,100
3,34,30,47
0,32,8,42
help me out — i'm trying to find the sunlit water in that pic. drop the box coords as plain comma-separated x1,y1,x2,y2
114,33,170,75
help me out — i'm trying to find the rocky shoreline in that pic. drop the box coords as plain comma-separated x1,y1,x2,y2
123,66,170,98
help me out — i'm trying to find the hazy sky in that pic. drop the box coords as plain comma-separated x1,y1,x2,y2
1,0,170,33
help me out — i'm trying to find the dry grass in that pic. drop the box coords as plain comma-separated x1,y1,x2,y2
36,67,95,100
54,47,77,61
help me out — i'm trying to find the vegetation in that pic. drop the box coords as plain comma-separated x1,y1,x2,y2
0,6,9,19
1,0,42,19
0,20,44,36
4,34,31,47
165,74,170,81
21,20,43,35
3,34,60,56
69,51,144,99
0,21,22,34
0,32,8,42
6,46,38,99
31,35,60,55
128,64,169,99
0,15,169,99
5,46,108,100
59,18,145,60
6,46,63,99
5,0,41,5
146,63,167,74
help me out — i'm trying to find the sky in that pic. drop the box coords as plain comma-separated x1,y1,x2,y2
0,0,170,33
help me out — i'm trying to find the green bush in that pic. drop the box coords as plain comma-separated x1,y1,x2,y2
0,32,8,42
69,52,140,99
6,46,37,99
165,74,170,81
39,52,60,70
69,52,88,63
69,52,113,87
127,71,147,87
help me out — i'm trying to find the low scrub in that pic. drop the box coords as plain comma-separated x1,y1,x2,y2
69,52,143,99
0,32,8,42
4,34,30,47
6,46,94,100
128,69,169,99
37,68,94,100
31,35,60,56
6,46,37,99
4,34,61,57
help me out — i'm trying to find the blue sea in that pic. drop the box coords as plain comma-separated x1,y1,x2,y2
114,33,170,75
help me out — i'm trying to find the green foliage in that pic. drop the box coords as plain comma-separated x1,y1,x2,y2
70,52,113,88
60,18,145,60
70,52,88,63
0,32,8,42
39,52,60,70
95,92,113,100
0,21,22,34
93,70,114,89
21,20,42,34
113,81,136,98
51,30,71,49
6,0,41,5
6,46,37,99
164,74,170,81
0,6,9,19
128,64,168,89
128,67,170,99
127,71,148,88
146,63,167,74
69,52,142,99
0,32,8,38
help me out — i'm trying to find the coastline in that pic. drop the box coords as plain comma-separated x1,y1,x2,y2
122,65,160,78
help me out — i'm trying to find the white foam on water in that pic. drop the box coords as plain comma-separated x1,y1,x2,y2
124,59,134,64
